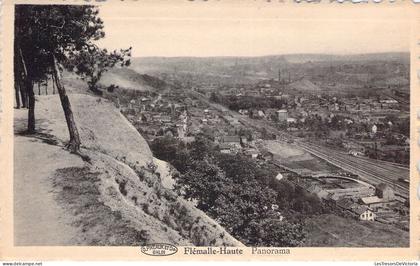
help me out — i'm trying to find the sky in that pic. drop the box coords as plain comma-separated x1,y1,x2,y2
96,2,411,58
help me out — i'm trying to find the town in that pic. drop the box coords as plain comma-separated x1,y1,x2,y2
102,60,410,234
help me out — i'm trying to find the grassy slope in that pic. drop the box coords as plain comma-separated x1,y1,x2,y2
62,69,159,93
14,94,242,246
99,68,155,91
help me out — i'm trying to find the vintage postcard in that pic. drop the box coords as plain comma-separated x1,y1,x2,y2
0,0,420,262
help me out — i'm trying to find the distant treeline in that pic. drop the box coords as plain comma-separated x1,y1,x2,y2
210,92,285,111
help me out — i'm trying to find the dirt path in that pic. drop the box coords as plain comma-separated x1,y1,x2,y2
14,110,85,245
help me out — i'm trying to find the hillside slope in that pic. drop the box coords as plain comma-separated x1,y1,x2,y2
14,94,242,246
98,68,170,92
289,79,321,92
61,68,168,94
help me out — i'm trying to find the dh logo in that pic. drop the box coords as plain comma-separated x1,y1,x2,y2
141,243,178,256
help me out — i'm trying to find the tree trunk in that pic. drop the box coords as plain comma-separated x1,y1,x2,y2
51,54,81,153
17,48,28,108
18,47,34,131
45,78,48,95
16,78,28,108
27,79,35,133
21,84,28,108
38,82,41,95
15,82,21,109
52,75,56,94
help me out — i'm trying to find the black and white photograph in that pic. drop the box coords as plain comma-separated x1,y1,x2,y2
9,1,412,252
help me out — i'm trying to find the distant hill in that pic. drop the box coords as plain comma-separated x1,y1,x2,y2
131,52,409,72
129,52,410,90
132,52,408,67
130,55,288,85
282,52,409,64
62,52,409,96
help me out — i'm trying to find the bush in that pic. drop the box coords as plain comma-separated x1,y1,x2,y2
117,179,128,196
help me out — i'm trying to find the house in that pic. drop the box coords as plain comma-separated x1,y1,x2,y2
360,196,384,210
176,124,186,138
380,98,398,104
223,116,242,127
315,190,330,200
129,99,136,109
219,143,232,154
354,206,376,221
307,184,323,195
275,173,284,181
238,109,249,115
164,130,174,138
376,183,395,201
160,116,172,124
221,136,241,148
181,136,196,144
372,124,378,134
349,149,363,156
244,148,259,159
262,151,274,161
240,136,249,146
337,198,376,221
336,198,354,210
257,110,265,118
277,109,288,121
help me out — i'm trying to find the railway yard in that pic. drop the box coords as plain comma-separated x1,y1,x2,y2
190,91,409,200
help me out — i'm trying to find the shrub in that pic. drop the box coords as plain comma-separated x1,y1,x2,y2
136,229,151,243
142,203,150,215
117,180,128,196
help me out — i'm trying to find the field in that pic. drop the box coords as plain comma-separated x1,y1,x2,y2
263,140,306,159
304,214,409,247
262,140,338,172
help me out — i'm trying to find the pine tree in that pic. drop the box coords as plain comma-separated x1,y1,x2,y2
14,5,130,153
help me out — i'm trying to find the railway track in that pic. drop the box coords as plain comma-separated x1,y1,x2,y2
299,142,409,178
297,142,408,198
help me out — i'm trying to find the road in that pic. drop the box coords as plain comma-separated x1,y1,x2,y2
189,91,409,199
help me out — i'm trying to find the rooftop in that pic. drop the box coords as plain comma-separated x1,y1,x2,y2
351,204,369,215
336,198,354,209
222,136,241,143
360,196,382,205
219,143,231,150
